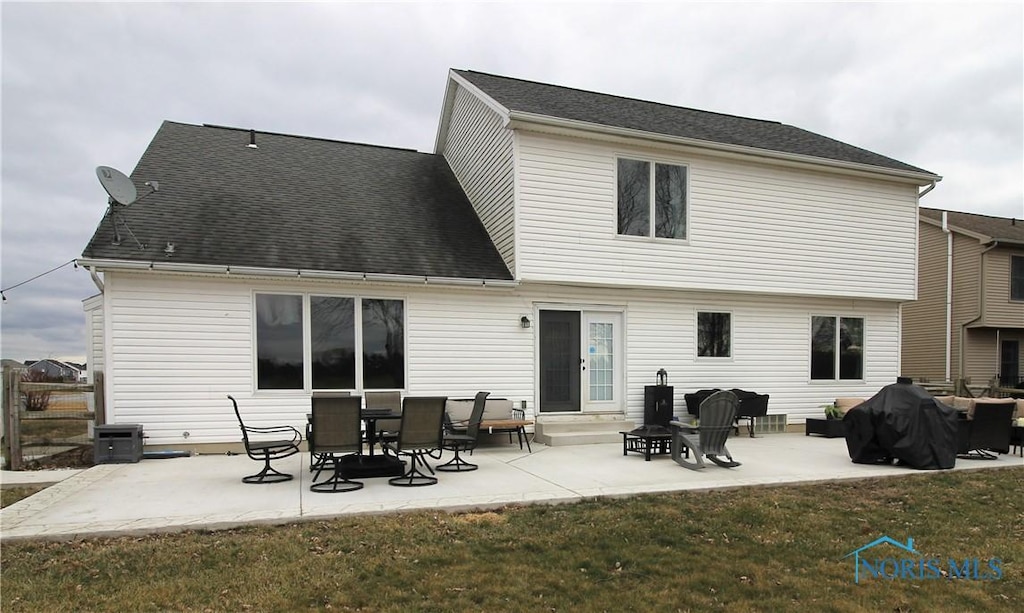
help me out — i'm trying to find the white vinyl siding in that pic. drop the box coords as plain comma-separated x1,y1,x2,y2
83,294,104,385
103,271,899,445
441,85,516,272
516,132,919,300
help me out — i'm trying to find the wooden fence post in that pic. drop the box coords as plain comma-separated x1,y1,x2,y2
93,371,106,426
3,366,24,470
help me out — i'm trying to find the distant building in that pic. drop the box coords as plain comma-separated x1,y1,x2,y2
26,359,84,382
902,208,1024,386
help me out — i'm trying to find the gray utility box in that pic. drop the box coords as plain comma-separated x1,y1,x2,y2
94,424,144,464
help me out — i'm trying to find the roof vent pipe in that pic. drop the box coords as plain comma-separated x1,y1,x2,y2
247,129,258,149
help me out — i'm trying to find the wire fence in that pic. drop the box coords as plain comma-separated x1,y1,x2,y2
2,366,105,470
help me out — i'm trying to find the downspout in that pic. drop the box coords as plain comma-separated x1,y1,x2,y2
87,265,104,293
958,241,999,384
942,212,952,381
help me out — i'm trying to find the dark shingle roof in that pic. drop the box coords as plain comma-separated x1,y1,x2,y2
920,207,1024,244
82,122,512,280
454,69,936,177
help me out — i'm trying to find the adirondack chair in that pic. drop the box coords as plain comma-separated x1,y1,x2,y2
670,390,741,470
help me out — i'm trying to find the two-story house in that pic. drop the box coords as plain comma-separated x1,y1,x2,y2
79,69,940,449
902,207,1024,388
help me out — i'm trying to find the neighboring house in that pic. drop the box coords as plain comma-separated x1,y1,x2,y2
902,208,1024,387
26,358,83,382
79,69,940,448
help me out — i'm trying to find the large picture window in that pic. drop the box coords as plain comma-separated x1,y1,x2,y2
617,158,687,239
697,311,731,358
1011,256,1024,302
256,293,405,391
811,316,864,380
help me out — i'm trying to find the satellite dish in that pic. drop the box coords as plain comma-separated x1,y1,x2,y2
96,166,138,206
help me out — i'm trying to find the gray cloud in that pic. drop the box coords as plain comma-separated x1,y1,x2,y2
2,2,1021,361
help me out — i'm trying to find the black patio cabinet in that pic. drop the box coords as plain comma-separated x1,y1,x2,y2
644,370,673,428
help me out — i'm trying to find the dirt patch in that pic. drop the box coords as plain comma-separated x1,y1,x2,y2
23,444,94,470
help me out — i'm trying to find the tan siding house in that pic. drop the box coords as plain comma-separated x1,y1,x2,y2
902,208,1024,387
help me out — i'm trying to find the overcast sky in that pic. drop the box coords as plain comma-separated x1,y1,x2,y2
1,1,1022,363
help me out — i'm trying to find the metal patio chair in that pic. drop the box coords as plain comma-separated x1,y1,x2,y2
228,395,302,484
437,391,490,472
384,396,447,486
309,394,365,493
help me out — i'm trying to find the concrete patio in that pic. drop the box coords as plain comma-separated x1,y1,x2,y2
2,433,1021,542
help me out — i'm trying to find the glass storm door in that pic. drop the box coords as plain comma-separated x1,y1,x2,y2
583,312,621,412
539,310,621,413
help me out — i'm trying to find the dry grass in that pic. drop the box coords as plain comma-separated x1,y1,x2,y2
1,486,46,509
2,467,1021,612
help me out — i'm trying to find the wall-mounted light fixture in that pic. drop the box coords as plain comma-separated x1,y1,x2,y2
520,315,531,329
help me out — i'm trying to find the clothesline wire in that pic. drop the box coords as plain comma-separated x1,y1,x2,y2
0,259,78,301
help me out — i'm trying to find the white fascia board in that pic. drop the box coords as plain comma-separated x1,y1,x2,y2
506,111,943,186
435,71,513,154
449,72,512,123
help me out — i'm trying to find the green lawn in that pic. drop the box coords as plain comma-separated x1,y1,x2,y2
2,467,1021,612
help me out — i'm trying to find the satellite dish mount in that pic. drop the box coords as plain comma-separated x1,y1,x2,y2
95,166,158,251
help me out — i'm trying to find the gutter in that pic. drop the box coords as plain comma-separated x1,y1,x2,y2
74,258,519,289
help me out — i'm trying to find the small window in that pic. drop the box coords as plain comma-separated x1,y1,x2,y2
697,312,731,358
617,158,687,239
1011,256,1024,301
811,316,864,380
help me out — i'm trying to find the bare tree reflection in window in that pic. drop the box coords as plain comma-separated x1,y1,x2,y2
811,316,835,380
655,164,687,239
698,312,730,357
311,296,355,389
362,299,405,389
617,159,649,236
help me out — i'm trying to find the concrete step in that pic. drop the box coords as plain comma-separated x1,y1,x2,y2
539,430,625,446
534,416,635,446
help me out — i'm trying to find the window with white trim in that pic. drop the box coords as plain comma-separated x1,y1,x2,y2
617,158,687,239
697,311,731,358
256,293,404,391
811,316,864,380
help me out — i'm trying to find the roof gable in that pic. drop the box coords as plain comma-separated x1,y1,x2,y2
82,122,512,281
453,69,936,178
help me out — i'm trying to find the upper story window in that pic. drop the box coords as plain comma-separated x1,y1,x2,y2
617,158,687,240
811,316,864,380
1011,256,1024,301
256,293,405,391
697,311,731,358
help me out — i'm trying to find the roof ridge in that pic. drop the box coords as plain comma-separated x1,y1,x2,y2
194,122,422,154
454,68,783,127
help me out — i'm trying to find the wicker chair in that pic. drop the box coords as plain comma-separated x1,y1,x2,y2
670,390,741,470
957,400,1015,459
228,395,302,484
308,394,365,492
437,392,490,472
384,396,447,486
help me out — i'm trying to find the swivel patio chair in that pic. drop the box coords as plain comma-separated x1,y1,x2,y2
309,394,365,493
437,391,490,472
957,400,1015,460
308,391,350,472
384,396,447,486
228,395,302,484
670,390,741,470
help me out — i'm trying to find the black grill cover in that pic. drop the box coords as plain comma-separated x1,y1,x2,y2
842,382,958,470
